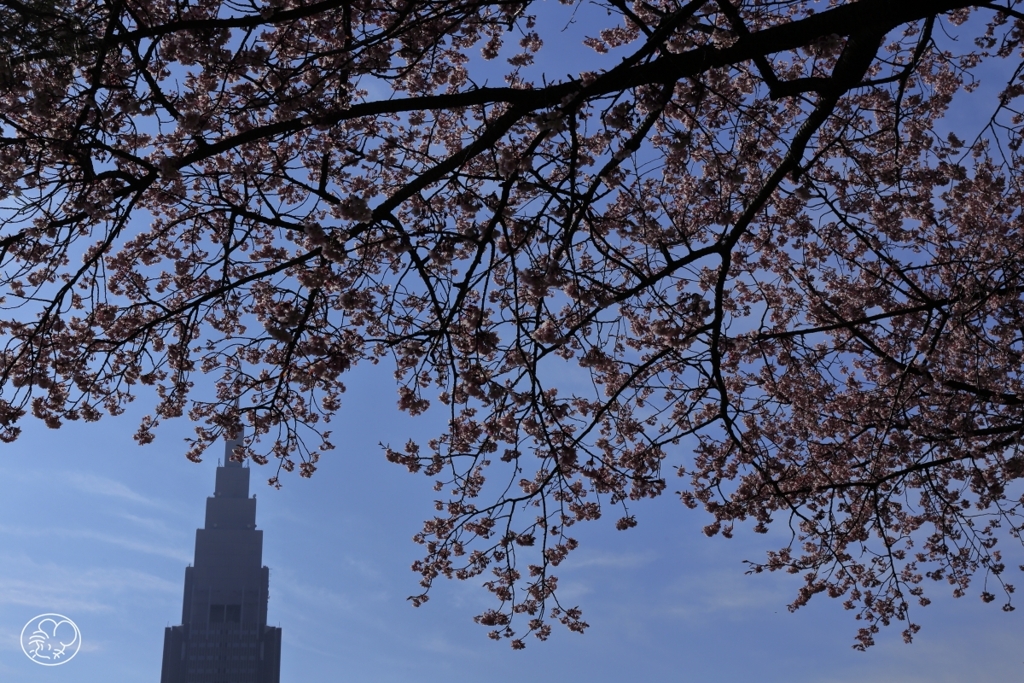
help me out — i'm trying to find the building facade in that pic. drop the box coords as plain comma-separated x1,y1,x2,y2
161,431,282,683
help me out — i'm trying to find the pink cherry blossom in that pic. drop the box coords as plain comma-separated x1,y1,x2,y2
0,0,1020,649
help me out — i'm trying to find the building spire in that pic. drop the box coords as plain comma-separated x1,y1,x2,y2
224,398,244,468
161,395,281,683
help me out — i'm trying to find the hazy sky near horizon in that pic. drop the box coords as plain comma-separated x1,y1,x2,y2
2,2,1023,682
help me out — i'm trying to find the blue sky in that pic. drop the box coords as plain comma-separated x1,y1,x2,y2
1,361,1021,682
2,1,1024,681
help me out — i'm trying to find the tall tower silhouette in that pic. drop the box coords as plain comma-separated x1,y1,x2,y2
161,430,282,683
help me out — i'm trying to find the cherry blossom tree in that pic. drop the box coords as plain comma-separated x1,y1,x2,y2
2,0,1024,649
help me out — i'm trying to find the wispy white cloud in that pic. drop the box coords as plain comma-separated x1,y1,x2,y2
0,523,191,563
61,472,153,505
657,568,791,620
279,636,343,660
418,633,482,658
74,529,192,563
275,580,357,614
550,578,592,602
0,580,112,616
563,549,657,570
0,559,178,620
118,512,185,536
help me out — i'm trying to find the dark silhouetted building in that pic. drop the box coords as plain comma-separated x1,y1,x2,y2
161,430,282,683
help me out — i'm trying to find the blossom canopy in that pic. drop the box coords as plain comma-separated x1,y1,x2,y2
2,0,1024,649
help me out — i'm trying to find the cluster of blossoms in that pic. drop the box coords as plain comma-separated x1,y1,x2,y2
1,0,1023,648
